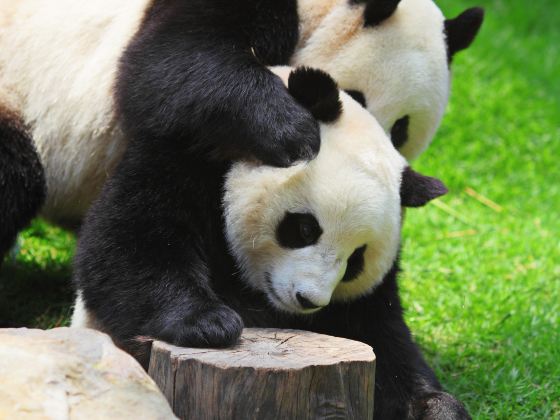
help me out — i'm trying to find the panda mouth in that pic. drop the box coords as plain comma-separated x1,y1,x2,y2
264,272,293,312
264,272,321,314
264,273,283,302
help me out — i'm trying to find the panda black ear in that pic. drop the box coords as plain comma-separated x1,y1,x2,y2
400,167,448,208
445,7,485,61
352,0,402,27
288,67,342,123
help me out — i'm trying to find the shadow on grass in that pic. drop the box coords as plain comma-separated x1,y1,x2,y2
0,219,76,328
0,261,73,329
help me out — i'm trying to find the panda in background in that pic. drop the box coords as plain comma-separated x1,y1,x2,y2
0,0,483,259
72,66,467,419
293,0,484,160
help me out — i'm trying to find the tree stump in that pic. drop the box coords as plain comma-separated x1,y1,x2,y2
148,328,375,420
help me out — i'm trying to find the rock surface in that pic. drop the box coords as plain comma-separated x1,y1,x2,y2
0,327,176,420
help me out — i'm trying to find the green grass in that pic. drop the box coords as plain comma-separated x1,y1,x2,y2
400,0,560,418
1,0,558,418
0,221,75,328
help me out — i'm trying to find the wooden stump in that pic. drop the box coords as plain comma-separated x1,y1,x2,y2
148,328,375,420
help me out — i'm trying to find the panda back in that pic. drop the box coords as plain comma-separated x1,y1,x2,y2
0,0,152,224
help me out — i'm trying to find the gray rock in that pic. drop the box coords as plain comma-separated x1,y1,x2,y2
0,327,176,420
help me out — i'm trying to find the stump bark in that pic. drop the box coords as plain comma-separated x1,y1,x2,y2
148,328,375,420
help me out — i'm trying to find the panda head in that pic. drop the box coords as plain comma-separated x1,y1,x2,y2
223,66,447,314
292,0,484,160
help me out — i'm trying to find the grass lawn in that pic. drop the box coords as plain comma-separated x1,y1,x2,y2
1,0,558,418
401,0,560,418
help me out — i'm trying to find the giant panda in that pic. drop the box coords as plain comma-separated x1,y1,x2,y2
72,66,467,419
0,0,483,259
292,0,484,160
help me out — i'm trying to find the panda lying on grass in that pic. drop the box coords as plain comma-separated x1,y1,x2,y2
0,0,483,261
72,67,468,419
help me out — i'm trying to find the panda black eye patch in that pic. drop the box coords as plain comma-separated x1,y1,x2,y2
390,115,410,149
341,245,367,283
276,212,323,249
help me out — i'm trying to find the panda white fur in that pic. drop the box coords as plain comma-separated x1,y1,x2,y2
71,66,465,419
0,0,483,234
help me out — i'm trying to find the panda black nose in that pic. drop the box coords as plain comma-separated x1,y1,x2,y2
296,292,322,310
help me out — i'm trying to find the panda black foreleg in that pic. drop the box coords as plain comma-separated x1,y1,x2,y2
0,107,46,266
76,244,244,357
116,0,319,168
74,216,244,359
73,145,244,360
305,263,471,420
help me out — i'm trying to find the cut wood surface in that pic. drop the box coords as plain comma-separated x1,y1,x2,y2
148,328,375,420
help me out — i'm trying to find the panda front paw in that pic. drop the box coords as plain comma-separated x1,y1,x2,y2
249,92,320,168
175,304,244,348
411,392,471,420
151,304,243,348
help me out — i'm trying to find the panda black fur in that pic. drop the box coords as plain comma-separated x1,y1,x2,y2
73,67,468,419
0,106,45,265
0,0,483,258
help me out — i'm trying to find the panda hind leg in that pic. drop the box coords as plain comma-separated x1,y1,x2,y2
0,106,46,266
410,391,471,420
